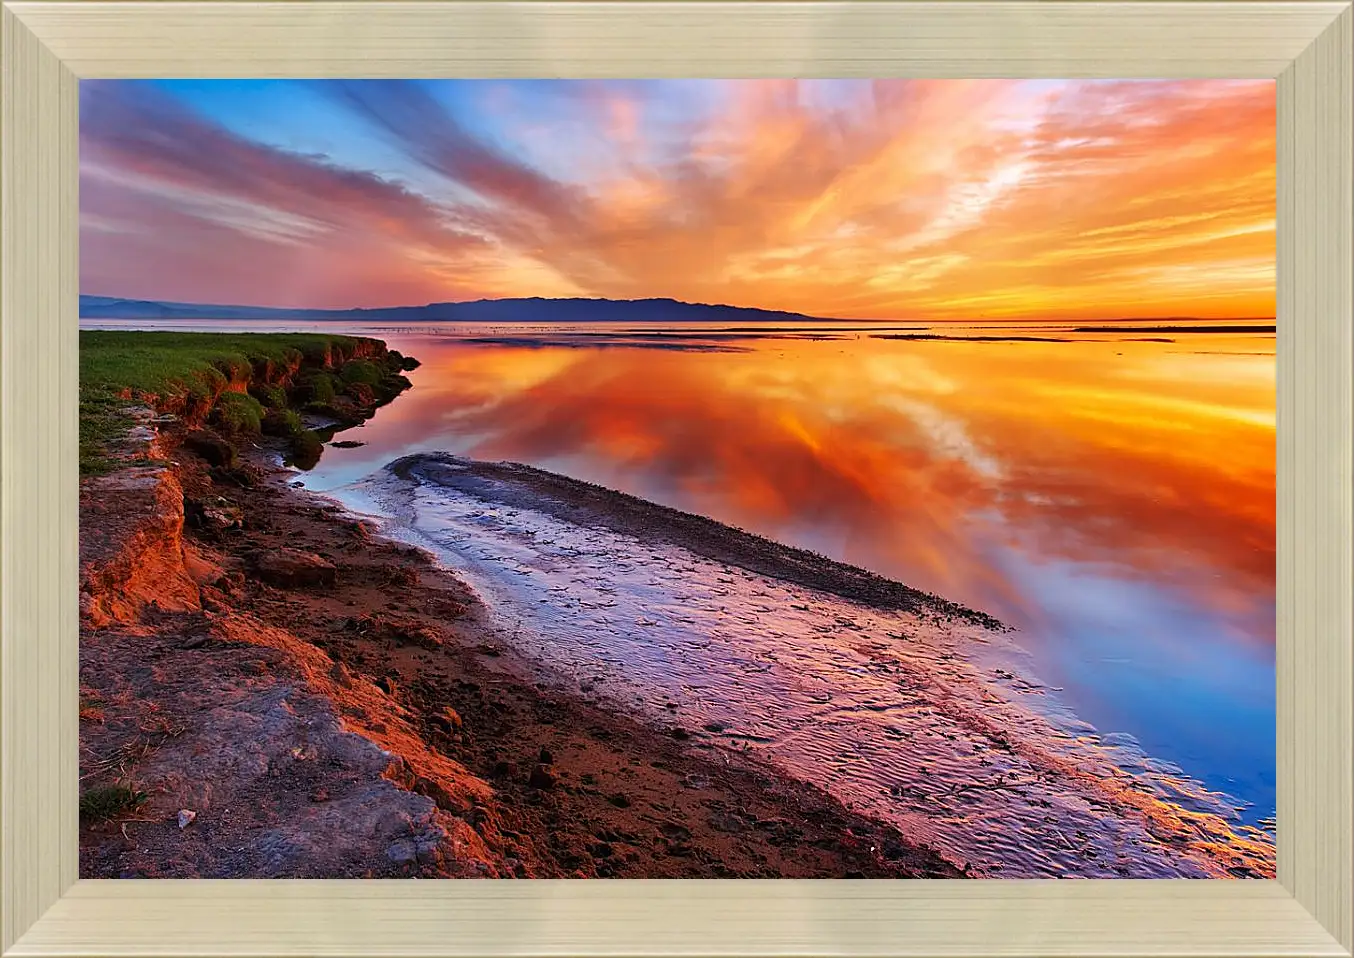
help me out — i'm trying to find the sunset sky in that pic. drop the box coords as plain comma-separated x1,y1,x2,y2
81,79,1276,321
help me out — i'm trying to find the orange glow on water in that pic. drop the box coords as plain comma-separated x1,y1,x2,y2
362,332,1274,642
294,325,1275,871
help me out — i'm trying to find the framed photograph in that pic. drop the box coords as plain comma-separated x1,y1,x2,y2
2,1,1350,955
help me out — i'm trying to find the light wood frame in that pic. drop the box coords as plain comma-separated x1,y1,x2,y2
2,2,1351,955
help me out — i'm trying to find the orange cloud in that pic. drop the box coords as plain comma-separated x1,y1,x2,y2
83,80,1276,320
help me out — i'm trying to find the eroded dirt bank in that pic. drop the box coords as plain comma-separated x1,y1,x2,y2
80,427,963,879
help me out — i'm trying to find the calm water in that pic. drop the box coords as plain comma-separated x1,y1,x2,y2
87,318,1277,868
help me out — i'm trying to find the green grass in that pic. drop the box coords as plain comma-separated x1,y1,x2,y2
338,359,383,387
249,382,289,409
212,392,265,435
80,331,370,475
79,783,147,822
260,407,326,467
299,371,339,404
262,408,303,437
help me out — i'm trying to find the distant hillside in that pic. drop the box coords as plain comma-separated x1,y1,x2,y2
79,295,841,325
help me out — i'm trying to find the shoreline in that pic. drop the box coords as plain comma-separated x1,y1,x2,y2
78,338,964,878
389,454,1006,632
77,332,1274,880
350,454,1276,880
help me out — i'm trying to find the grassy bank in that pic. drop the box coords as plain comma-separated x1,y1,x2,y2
81,331,417,475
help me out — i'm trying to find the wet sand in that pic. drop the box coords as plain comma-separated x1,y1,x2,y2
335,453,1276,879
80,427,963,879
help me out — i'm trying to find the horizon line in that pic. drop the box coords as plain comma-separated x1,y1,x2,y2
78,292,1277,326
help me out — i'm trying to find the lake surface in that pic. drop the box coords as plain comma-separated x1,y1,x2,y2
86,318,1277,855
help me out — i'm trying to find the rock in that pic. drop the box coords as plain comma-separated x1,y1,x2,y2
588,841,614,859
411,826,447,866
328,660,353,687
430,708,462,734
670,727,690,740
349,614,440,649
538,747,554,765
254,548,337,588
399,625,442,650
216,464,262,488
328,440,366,449
528,764,558,790
375,676,397,696
180,634,210,650
309,788,329,803
385,839,418,865
708,810,747,833
703,721,727,734
184,432,236,468
413,776,471,817
345,383,376,406
177,809,196,829
188,497,244,534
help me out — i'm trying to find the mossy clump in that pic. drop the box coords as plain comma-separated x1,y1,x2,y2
344,382,376,405
285,429,326,470
212,392,264,435
338,360,383,388
210,355,253,383
299,372,339,405
249,383,289,410
261,408,304,437
250,349,304,383
79,783,147,822
298,341,337,366
80,331,418,475
260,407,324,467
79,330,371,473
376,373,413,401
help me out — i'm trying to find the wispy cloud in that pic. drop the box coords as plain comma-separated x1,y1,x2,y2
81,79,1275,319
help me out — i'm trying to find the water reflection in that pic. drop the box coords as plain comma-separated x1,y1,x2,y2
352,455,1273,878
303,326,1276,828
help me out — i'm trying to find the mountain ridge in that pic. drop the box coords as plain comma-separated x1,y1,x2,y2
79,294,844,324
79,294,1277,327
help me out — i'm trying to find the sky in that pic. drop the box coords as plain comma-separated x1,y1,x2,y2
80,79,1276,321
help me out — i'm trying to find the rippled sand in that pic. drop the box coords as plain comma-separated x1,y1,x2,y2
340,454,1274,879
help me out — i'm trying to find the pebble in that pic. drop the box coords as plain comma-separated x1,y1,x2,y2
527,764,558,790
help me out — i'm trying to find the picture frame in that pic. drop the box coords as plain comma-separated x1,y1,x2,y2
2,1,1350,955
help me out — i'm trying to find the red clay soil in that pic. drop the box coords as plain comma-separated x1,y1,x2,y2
79,424,964,879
